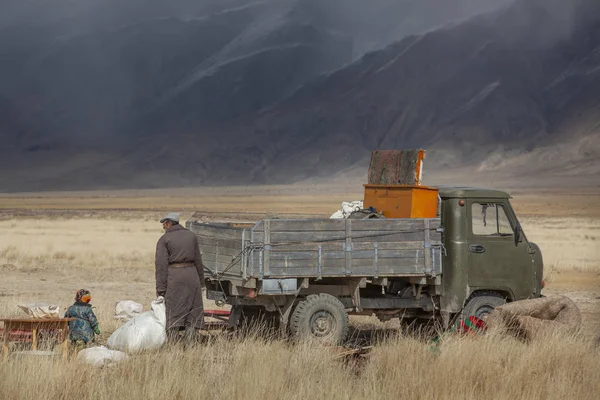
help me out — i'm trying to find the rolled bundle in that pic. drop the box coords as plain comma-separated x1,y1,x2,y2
485,295,582,340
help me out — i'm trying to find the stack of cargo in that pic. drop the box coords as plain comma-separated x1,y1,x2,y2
363,149,438,218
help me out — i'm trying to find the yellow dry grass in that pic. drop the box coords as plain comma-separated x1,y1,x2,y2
0,333,598,400
0,186,599,399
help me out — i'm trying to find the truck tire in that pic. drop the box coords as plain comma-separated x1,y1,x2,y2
289,294,349,345
462,292,506,320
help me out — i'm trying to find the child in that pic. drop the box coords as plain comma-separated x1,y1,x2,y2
64,289,101,348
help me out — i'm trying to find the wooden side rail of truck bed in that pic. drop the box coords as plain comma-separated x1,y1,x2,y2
187,218,443,289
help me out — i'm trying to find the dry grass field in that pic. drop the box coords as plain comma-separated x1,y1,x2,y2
0,185,599,399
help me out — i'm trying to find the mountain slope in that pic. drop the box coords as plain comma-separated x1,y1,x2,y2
1,0,598,191
223,0,600,182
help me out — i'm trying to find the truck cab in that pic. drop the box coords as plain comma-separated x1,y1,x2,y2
438,187,544,319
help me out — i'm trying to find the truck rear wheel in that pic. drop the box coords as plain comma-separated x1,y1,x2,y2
462,292,506,320
289,293,349,345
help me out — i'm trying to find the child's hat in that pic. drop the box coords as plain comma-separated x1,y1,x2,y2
75,289,91,303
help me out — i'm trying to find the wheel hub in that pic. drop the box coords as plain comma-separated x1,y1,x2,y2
310,311,336,337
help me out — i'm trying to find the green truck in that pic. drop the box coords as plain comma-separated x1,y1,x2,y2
188,187,544,344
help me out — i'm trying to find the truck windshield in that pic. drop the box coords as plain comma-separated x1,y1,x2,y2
472,203,513,236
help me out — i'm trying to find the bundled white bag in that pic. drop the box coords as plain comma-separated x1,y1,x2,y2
18,303,60,319
114,300,143,321
330,201,363,219
107,297,166,353
77,346,128,367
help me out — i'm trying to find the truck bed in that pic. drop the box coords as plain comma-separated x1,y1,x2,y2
187,218,443,283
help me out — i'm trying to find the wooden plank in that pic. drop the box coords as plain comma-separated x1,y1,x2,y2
329,249,423,259
268,251,319,260
266,265,429,278
433,244,442,275
268,219,346,232
200,245,241,257
373,241,379,278
348,219,429,231
255,231,439,245
266,218,441,232
268,242,341,252
249,232,264,243
202,252,242,266
271,259,320,269
345,220,352,275
267,230,440,244
263,220,271,278
424,219,433,274
191,222,245,233
350,264,426,276
375,266,428,276
267,249,424,260
264,272,429,279
202,249,240,260
267,267,318,276
349,257,425,269
264,241,426,252
197,236,242,249
352,232,430,242
201,245,240,257
235,257,437,278
192,225,243,240
242,249,438,273
348,229,428,238
355,218,441,230
269,231,347,243
264,259,345,270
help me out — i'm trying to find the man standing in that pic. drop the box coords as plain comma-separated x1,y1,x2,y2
155,212,204,343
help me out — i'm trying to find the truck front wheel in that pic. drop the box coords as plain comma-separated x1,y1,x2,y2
289,293,349,345
462,292,506,320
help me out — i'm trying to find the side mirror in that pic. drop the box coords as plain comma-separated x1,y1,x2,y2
514,222,522,247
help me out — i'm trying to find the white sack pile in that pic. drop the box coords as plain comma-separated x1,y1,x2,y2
330,201,363,219
107,297,167,353
77,346,128,367
114,300,143,322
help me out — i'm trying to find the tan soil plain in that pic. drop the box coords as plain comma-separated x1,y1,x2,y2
0,184,599,399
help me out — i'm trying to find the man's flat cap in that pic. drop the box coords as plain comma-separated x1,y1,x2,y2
160,212,180,223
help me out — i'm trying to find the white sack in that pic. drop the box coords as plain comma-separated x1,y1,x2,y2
18,303,60,319
107,297,167,353
77,346,128,367
114,300,143,321
330,201,363,219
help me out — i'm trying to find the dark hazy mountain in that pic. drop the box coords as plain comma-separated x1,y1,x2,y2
1,0,598,191
241,0,600,182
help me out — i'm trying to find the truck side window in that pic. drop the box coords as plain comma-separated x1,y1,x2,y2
472,203,513,236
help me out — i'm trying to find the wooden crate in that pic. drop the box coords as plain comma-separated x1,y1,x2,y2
363,184,438,218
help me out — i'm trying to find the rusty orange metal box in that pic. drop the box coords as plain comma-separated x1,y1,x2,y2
363,184,439,218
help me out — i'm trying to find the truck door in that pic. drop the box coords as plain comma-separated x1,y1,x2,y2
467,200,535,300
